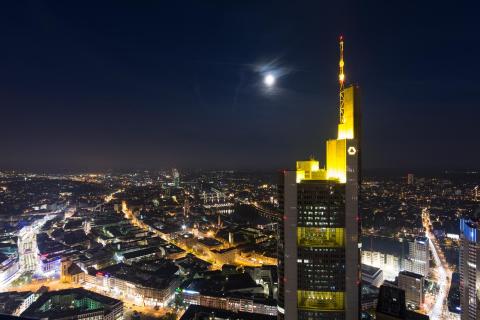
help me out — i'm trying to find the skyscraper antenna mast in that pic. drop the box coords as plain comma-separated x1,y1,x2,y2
339,35,345,124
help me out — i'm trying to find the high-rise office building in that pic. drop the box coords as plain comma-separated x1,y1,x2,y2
376,285,429,320
398,271,424,310
277,37,361,320
459,219,480,320
172,168,180,188
405,237,429,277
407,174,414,185
376,285,407,320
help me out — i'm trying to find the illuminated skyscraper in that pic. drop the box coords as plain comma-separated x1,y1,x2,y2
407,174,414,185
172,168,180,188
277,37,361,320
398,270,424,310
459,219,480,320
405,236,429,277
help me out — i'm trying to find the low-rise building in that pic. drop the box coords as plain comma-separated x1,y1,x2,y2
72,260,180,308
0,253,19,286
211,247,237,265
362,264,384,288
182,271,275,316
21,288,123,320
180,305,276,320
0,291,38,316
119,246,162,264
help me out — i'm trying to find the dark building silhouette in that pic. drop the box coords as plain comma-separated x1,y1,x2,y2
376,285,429,320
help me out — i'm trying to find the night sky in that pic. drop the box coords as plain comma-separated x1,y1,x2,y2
0,1,478,172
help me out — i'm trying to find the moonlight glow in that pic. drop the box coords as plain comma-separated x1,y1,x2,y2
264,74,275,87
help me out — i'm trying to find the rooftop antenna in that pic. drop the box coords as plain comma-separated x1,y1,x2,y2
339,35,345,124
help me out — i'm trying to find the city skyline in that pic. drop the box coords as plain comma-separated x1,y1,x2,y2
0,1,479,171
0,3,478,319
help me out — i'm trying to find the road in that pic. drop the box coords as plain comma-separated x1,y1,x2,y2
5,278,80,292
422,208,452,320
105,189,123,203
120,198,276,269
121,201,223,269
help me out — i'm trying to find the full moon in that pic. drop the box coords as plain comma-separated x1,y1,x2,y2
264,74,275,87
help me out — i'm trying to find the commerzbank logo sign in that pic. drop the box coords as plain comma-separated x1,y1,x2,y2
347,146,357,155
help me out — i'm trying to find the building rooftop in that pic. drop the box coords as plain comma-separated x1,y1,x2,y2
362,235,409,257
21,288,121,319
0,291,35,315
361,264,382,277
122,246,159,260
414,236,428,244
460,218,480,243
97,260,178,289
185,272,264,297
197,237,222,247
67,262,83,275
376,285,406,318
399,270,424,280
180,305,276,320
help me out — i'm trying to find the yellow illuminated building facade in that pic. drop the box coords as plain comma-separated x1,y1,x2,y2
278,37,361,320
297,85,358,184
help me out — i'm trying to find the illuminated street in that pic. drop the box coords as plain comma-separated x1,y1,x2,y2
5,278,80,293
423,208,452,320
104,189,123,203
120,199,275,270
